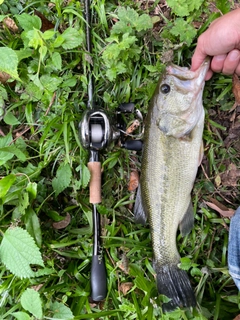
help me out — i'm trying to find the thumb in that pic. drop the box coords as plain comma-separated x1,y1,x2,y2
191,48,207,71
191,49,212,80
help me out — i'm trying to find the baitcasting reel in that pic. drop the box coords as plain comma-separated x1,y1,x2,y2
79,103,143,152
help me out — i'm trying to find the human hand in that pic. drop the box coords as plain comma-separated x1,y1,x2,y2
191,9,240,80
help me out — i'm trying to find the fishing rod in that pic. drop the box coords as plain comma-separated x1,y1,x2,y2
79,0,108,301
79,0,143,302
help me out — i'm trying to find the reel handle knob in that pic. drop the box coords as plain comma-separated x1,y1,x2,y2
118,102,135,113
122,140,143,151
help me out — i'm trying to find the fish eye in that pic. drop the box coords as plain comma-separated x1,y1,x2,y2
160,84,171,94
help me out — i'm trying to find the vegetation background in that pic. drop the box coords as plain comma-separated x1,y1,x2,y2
0,0,239,319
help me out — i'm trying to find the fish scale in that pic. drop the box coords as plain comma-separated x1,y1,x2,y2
134,58,210,311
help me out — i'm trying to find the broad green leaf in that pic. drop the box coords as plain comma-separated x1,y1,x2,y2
52,52,62,70
53,34,65,48
190,266,203,277
117,7,138,26
24,207,42,247
0,174,16,198
0,145,26,162
61,75,77,87
20,288,43,319
4,112,20,125
0,227,44,278
15,191,29,216
24,81,43,101
144,65,161,73
51,301,74,320
15,48,33,62
222,295,239,304
179,257,192,271
112,7,152,34
0,84,7,99
135,14,153,31
61,27,84,49
0,133,14,165
111,20,132,35
0,47,19,80
40,74,62,92
11,312,31,320
166,0,204,16
39,45,47,61
26,29,43,49
42,30,55,40
52,163,72,197
29,74,43,90
26,182,37,200
16,13,41,31
80,164,90,188
170,18,197,46
106,62,127,81
34,267,55,277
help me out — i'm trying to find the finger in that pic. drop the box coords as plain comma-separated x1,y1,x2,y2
191,49,207,72
191,37,208,72
210,54,227,73
222,49,240,75
205,69,213,81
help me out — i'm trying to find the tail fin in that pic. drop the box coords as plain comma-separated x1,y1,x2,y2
156,264,196,312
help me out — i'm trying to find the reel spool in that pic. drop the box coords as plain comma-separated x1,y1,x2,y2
79,109,118,151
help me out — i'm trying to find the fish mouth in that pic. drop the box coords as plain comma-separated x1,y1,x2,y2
164,58,210,96
166,57,210,84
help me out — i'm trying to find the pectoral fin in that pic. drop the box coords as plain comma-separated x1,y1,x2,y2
134,184,148,225
179,201,194,236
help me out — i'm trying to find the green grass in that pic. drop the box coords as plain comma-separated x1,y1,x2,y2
0,0,239,319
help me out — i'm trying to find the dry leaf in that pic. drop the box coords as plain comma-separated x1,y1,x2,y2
3,17,18,32
128,170,139,192
31,284,44,291
34,10,55,32
101,214,110,237
126,119,140,135
52,212,71,229
231,73,240,111
117,252,129,274
214,174,221,187
221,163,240,187
205,198,235,218
119,282,134,295
0,71,11,84
233,315,240,320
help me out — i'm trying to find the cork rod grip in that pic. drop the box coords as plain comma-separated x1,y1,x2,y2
88,161,102,204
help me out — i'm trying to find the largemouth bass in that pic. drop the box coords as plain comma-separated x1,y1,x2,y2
134,58,210,311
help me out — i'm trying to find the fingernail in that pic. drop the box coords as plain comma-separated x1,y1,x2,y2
229,50,240,61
